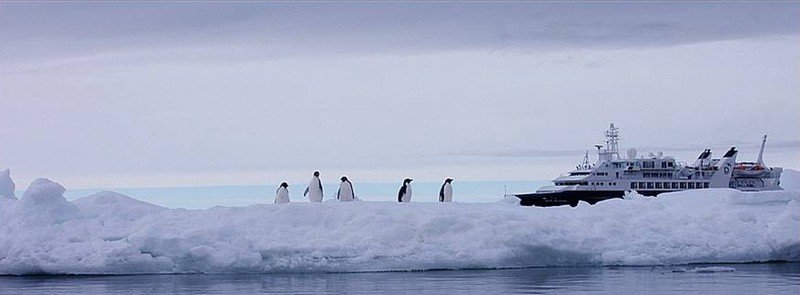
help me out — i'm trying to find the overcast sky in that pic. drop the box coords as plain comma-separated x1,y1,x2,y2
1,2,798,188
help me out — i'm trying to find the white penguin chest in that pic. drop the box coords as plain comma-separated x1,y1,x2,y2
308,178,323,195
339,183,354,200
309,178,322,192
275,187,290,204
402,185,412,202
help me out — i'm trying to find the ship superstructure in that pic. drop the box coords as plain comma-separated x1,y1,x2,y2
515,124,783,207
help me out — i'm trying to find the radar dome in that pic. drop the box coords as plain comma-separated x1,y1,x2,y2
627,148,637,159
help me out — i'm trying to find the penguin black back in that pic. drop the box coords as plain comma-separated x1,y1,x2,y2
398,185,406,202
439,182,445,202
398,178,412,202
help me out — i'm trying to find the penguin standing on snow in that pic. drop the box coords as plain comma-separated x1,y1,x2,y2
274,182,290,204
439,178,453,202
304,171,324,203
397,178,413,202
337,176,355,201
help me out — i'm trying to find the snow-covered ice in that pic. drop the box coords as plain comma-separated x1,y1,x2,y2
781,168,800,191
0,172,798,275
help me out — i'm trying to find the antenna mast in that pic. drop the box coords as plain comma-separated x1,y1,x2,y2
605,123,620,160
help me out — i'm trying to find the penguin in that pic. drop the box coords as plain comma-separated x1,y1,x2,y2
274,182,290,204
397,178,413,203
304,171,324,203
337,176,355,201
439,178,453,202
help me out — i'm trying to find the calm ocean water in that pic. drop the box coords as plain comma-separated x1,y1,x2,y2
52,181,549,209
1,263,797,294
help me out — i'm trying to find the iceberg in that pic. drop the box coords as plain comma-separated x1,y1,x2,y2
0,174,798,275
0,169,15,199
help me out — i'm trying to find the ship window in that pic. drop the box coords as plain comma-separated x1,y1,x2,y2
655,182,662,189
643,173,650,178
671,182,678,189
688,182,695,189
631,182,636,189
668,162,674,167
643,161,655,169
638,182,645,188
680,182,687,189
647,182,654,189
663,182,670,188
662,162,667,168
703,182,709,189
668,173,673,178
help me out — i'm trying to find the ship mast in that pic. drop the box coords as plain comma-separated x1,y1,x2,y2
756,135,767,167
597,123,620,163
605,123,620,159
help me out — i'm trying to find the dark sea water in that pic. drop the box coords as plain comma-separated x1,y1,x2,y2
1,263,797,294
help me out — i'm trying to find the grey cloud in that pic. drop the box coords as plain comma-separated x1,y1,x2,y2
2,2,797,63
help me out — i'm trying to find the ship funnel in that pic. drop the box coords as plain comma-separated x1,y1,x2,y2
692,149,711,167
696,149,711,160
723,147,737,158
711,147,737,184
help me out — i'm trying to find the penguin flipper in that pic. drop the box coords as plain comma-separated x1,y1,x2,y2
304,187,309,196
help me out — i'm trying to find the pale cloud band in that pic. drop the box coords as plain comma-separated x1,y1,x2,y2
1,2,798,188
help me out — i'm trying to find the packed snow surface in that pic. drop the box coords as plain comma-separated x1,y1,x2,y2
1,177,799,275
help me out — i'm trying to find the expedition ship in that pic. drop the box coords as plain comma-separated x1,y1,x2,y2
515,124,783,207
